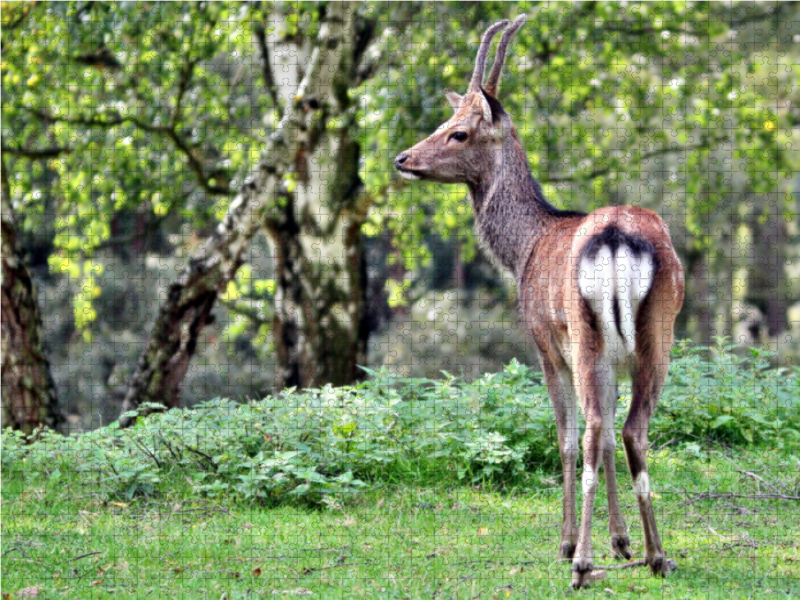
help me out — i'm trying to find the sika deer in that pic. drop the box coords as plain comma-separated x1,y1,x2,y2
395,15,685,588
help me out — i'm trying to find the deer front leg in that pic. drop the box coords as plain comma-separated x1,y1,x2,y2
604,384,631,559
541,357,579,560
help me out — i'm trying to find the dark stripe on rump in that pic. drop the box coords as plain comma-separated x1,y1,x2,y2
612,295,624,339
580,226,656,262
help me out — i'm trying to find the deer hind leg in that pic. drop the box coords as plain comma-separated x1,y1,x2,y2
571,354,616,589
604,383,632,559
540,355,579,560
623,325,674,577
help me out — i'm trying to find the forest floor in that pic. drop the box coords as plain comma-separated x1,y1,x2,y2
4,446,799,600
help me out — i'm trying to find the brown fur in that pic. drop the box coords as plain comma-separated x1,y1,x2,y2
395,16,685,589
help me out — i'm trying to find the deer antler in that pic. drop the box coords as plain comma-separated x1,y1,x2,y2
484,14,527,97
468,19,510,92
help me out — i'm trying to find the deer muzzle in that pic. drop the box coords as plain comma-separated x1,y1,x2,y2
394,152,421,179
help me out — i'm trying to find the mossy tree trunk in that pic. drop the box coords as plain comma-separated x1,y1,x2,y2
266,70,369,389
261,3,375,390
1,162,63,433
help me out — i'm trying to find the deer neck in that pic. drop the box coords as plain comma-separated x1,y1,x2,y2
468,135,571,281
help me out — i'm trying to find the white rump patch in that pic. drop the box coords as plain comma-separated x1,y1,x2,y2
578,244,655,360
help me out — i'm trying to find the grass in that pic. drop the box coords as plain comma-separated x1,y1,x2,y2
4,445,799,599
4,345,799,598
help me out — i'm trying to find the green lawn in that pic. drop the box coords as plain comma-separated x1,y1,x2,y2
4,447,799,599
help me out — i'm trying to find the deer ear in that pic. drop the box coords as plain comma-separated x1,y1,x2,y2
443,89,462,111
479,93,493,124
479,88,504,126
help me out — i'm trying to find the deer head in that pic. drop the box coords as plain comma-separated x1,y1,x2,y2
394,15,527,185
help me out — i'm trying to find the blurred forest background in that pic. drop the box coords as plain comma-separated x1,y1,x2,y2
2,1,799,433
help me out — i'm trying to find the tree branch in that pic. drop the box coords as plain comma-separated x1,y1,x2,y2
603,24,709,37
543,136,728,184
602,3,789,38
26,108,232,196
2,144,74,159
726,3,791,29
218,298,272,326
253,22,280,108
172,58,200,127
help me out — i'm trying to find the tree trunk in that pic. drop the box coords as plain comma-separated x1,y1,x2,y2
686,249,713,346
1,161,63,433
747,198,790,337
268,99,370,389
120,3,362,424
257,1,373,390
711,220,734,341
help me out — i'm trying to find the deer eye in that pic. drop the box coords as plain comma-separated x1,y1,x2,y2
450,131,468,143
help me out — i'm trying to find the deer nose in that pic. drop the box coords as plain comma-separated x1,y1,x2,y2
394,153,410,169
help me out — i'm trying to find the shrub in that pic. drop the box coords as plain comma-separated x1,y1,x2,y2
3,343,797,505
653,339,800,447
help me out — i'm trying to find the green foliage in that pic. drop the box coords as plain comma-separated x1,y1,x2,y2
654,339,800,447
2,1,270,333
4,345,798,506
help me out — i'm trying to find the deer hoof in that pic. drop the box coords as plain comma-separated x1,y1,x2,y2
611,534,632,560
571,557,594,589
559,541,576,560
646,554,674,577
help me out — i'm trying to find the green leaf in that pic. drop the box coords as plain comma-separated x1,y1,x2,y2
711,415,735,429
